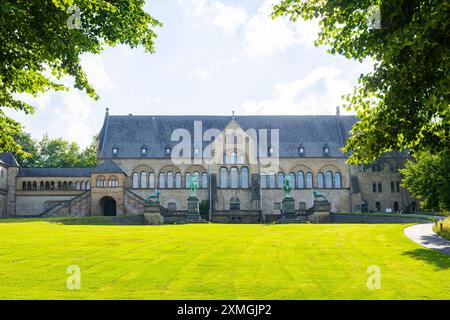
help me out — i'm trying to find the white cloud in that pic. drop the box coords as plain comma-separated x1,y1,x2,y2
210,2,247,34
244,0,320,57
241,66,353,115
182,0,247,34
81,55,113,91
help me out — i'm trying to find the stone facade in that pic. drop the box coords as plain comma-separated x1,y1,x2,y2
0,112,418,219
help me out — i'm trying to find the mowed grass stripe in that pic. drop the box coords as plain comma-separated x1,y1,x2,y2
0,220,449,299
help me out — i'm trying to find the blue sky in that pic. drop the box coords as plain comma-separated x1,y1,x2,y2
9,0,372,148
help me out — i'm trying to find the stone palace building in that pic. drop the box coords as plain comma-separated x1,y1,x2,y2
0,108,417,221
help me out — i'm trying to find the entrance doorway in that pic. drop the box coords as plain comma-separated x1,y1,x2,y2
100,196,117,216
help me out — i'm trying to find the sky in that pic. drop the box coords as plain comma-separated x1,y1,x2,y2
8,0,373,148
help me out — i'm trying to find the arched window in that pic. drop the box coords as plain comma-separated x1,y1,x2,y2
40,181,44,190
201,172,208,188
50,181,55,190
317,172,324,188
57,182,62,190
80,181,85,190
335,172,341,188
45,181,50,190
306,172,313,189
223,154,228,164
268,172,276,189
231,152,238,164
325,171,333,189
289,172,295,188
96,177,105,188
193,171,199,181
260,174,267,188
149,172,155,189
230,167,238,188
297,171,305,189
86,182,91,190
167,171,174,188
220,167,228,188
185,173,191,188
68,181,73,190
277,172,284,188
175,172,182,188
241,167,249,188
63,181,68,190
159,172,165,189
140,172,147,189
108,176,118,187
238,154,244,164
132,173,139,188
33,181,37,191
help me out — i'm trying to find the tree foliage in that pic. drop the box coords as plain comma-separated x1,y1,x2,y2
14,132,97,168
401,151,450,212
0,0,160,156
273,0,450,164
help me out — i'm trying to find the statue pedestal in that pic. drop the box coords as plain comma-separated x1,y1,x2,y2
187,196,200,220
313,200,331,212
143,201,164,225
282,197,295,214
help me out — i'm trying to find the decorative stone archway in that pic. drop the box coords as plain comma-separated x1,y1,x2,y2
100,196,117,216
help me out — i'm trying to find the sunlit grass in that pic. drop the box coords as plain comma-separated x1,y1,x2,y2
0,218,449,299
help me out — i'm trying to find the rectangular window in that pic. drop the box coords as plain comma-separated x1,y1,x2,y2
298,202,306,210
378,182,382,193
274,202,281,210
165,147,171,155
168,202,176,211
372,183,377,193
396,181,400,193
141,148,147,154
112,147,118,154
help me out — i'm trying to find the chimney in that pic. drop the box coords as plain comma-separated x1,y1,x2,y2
336,106,340,116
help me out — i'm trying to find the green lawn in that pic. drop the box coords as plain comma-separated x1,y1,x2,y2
0,219,449,299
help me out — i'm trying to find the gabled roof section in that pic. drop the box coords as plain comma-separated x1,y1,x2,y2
0,152,20,167
99,114,359,158
18,167,94,177
91,159,125,175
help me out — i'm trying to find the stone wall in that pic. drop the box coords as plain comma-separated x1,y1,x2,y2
16,194,77,215
331,213,433,224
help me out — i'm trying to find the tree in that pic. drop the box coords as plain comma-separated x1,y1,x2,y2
13,131,39,167
273,0,450,164
0,0,161,156
38,135,82,167
401,151,450,212
78,137,97,167
14,130,98,168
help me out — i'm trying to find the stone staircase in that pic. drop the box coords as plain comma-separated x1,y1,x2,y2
40,191,91,217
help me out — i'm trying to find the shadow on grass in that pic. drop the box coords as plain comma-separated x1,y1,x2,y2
402,248,450,270
0,216,146,226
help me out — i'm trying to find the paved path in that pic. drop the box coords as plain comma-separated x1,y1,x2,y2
404,223,450,256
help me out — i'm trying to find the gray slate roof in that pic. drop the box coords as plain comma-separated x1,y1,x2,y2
0,152,20,167
91,159,125,175
18,167,95,177
98,115,358,158
18,160,124,178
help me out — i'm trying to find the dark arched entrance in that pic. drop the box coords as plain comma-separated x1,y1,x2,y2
100,196,116,216
393,201,399,212
375,201,381,212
